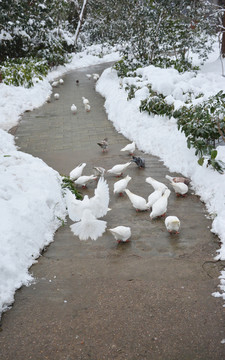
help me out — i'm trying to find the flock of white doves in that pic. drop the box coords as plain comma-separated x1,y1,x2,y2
65,140,191,243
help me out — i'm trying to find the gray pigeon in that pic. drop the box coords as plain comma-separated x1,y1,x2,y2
97,138,108,152
131,156,145,168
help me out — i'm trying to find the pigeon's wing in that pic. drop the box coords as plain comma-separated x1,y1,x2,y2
89,177,110,218
120,144,129,151
65,190,86,222
70,210,107,241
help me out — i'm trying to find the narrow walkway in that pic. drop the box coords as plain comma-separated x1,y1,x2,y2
1,62,225,360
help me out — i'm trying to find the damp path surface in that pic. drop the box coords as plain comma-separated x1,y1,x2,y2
1,62,225,360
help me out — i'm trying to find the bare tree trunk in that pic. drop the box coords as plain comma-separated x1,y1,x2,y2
74,0,88,48
221,11,225,57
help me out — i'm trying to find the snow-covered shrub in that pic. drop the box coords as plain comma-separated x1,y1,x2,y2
140,95,175,118
84,0,218,70
1,58,49,88
0,0,78,65
174,91,225,173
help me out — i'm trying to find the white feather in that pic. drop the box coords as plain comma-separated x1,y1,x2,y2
145,176,168,192
52,81,58,87
74,174,97,186
150,189,171,219
165,216,180,233
66,177,110,222
71,104,77,114
147,189,163,208
120,141,135,154
70,209,107,240
125,189,149,211
108,226,131,242
113,175,131,194
165,175,188,195
107,162,131,176
82,96,89,105
69,163,86,181
85,103,91,112
65,190,82,222
93,73,100,80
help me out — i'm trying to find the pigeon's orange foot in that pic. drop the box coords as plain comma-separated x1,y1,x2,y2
159,213,166,218
119,192,124,197
82,185,87,189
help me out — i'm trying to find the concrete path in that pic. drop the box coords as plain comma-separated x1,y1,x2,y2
1,62,225,360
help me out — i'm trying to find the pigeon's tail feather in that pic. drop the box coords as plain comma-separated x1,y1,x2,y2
70,210,107,241
165,175,174,183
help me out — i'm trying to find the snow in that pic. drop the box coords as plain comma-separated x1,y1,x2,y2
0,45,120,317
1,41,225,316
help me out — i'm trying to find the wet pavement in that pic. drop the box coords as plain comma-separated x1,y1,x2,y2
1,62,225,359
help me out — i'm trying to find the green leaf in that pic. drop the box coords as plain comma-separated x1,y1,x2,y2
198,157,204,166
211,150,217,160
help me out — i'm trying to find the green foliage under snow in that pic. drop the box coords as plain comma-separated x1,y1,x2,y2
1,58,49,88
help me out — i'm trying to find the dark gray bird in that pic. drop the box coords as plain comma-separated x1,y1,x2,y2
131,156,145,168
97,138,108,152
76,79,79,85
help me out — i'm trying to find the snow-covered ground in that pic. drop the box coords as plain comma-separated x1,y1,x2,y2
1,42,225,317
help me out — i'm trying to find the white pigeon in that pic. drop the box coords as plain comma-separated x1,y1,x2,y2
74,174,97,188
113,175,132,196
71,104,77,114
165,175,188,196
125,189,149,211
59,78,64,85
70,209,107,241
66,176,110,222
150,189,171,219
107,162,131,177
93,166,106,177
70,162,86,181
108,226,131,243
86,74,92,79
82,96,89,105
93,73,100,81
165,216,180,234
46,95,51,103
54,93,60,100
146,176,168,192
52,81,58,87
120,141,136,155
147,189,163,209
85,103,91,112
